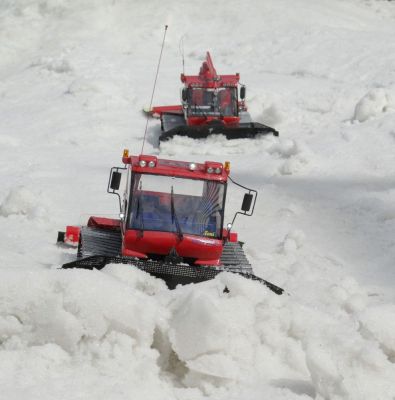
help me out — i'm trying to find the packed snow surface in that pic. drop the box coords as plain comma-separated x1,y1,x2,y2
1,0,395,399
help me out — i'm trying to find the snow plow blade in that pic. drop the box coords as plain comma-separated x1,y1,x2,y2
159,122,279,143
61,255,284,295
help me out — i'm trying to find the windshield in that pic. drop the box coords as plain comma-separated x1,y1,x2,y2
127,174,226,238
187,87,237,117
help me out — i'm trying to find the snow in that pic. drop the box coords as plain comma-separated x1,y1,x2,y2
354,88,395,122
1,0,395,399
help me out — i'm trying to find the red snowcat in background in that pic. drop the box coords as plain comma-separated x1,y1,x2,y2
148,52,279,143
58,150,283,295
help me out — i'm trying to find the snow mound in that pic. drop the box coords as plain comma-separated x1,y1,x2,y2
159,135,279,157
353,88,394,122
31,56,73,74
278,230,306,254
0,186,47,219
359,304,395,361
0,264,395,399
259,102,284,127
0,267,162,352
267,139,310,175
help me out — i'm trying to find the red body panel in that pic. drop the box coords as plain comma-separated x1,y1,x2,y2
65,226,81,245
122,230,223,265
88,216,121,230
151,105,183,117
222,229,238,243
187,116,239,127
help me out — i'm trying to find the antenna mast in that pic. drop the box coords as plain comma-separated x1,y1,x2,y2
179,35,186,76
141,25,168,154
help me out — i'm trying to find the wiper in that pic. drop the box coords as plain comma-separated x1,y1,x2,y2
229,90,238,116
193,102,207,119
170,186,183,241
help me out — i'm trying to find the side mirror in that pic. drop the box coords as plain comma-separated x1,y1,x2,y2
182,88,188,102
241,193,253,212
110,171,122,191
240,86,246,100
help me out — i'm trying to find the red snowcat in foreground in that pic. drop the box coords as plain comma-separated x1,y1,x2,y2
148,52,279,143
58,151,283,295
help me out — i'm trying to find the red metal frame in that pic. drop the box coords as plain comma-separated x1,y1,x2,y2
122,230,223,266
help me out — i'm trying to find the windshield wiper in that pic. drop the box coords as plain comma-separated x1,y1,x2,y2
193,102,208,119
170,186,183,241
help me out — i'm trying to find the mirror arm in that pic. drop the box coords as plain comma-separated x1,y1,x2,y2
107,166,127,212
226,176,258,236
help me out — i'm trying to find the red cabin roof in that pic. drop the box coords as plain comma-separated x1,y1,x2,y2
122,154,229,182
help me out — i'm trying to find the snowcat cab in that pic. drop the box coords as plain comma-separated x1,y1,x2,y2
58,151,283,294
148,52,279,143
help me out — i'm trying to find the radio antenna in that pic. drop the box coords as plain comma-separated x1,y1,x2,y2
141,25,168,154
179,34,186,75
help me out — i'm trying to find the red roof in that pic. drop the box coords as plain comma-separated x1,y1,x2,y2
122,154,229,182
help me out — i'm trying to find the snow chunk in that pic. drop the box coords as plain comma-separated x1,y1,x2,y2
279,230,306,254
267,139,309,175
167,276,264,385
0,186,46,219
353,88,393,122
268,139,299,158
31,56,73,74
0,315,23,340
260,103,284,127
359,304,395,361
0,268,162,352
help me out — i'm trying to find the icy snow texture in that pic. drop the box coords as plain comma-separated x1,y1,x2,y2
354,88,394,122
1,0,395,399
0,186,47,219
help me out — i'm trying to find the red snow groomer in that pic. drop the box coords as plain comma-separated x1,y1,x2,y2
58,150,283,295
149,52,279,143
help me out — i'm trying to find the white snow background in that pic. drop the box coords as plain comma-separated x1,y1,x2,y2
1,0,395,399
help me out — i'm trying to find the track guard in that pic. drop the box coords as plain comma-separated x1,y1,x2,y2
159,121,279,143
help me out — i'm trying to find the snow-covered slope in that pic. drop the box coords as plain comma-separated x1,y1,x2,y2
1,1,395,399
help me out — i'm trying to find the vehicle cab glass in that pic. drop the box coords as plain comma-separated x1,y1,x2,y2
127,173,226,239
187,87,237,117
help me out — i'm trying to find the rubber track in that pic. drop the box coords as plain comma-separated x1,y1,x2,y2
67,227,282,294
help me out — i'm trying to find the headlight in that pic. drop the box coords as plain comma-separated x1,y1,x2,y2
148,160,155,167
215,167,222,174
139,160,147,167
207,167,214,174
189,162,197,170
